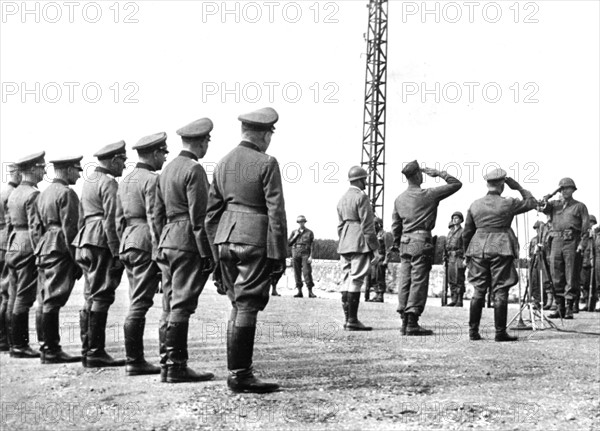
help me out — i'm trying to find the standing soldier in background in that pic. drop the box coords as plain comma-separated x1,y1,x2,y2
579,215,597,311
540,178,590,320
445,211,466,307
34,156,83,363
392,161,462,336
528,220,552,310
288,215,316,298
5,152,45,358
206,107,286,393
117,133,168,376
464,169,537,342
0,164,21,352
365,217,389,303
73,142,127,367
154,119,215,384
337,166,379,331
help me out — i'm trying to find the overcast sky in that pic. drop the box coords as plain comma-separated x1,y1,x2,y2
1,0,598,254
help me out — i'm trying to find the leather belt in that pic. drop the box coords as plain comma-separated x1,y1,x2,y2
85,215,104,224
477,227,509,233
168,213,188,223
226,203,267,215
126,217,146,227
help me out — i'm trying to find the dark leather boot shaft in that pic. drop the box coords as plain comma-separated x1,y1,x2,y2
86,311,125,367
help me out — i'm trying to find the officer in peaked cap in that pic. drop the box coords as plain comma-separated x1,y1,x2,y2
117,132,168,376
445,211,466,307
288,215,316,298
206,107,286,393
392,160,462,336
154,118,215,383
463,168,537,341
579,215,597,311
5,152,46,358
540,177,589,319
73,141,128,368
34,156,83,363
0,163,21,352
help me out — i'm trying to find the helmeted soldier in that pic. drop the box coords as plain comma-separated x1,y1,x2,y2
117,132,168,376
445,211,466,307
288,215,316,298
392,160,462,336
154,119,215,384
528,220,552,310
337,166,379,331
206,107,287,393
5,151,45,358
540,177,590,320
578,215,596,311
34,156,84,363
0,164,21,352
73,141,127,367
463,168,537,342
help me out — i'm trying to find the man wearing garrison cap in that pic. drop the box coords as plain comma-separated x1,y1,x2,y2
73,141,127,367
463,168,537,341
528,220,552,310
34,156,83,363
206,107,287,393
539,177,590,320
392,160,462,336
154,118,215,383
445,211,466,307
5,152,45,358
0,163,21,352
116,132,168,376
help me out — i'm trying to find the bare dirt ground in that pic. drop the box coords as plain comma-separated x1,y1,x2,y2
1,279,599,431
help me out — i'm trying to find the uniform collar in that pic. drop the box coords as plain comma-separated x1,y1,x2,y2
136,162,155,172
8,181,18,188
239,141,261,152
95,166,112,175
349,185,364,192
179,150,198,161
20,180,36,187
487,191,501,196
53,178,68,186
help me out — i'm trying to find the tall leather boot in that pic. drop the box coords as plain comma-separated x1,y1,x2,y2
456,286,464,307
165,321,213,383
494,301,518,342
399,313,408,335
364,285,371,302
9,312,40,358
41,312,81,364
548,296,565,319
79,310,89,366
158,320,168,382
270,285,280,296
0,300,8,351
469,298,485,340
307,286,317,298
565,299,574,319
86,311,125,367
5,310,13,351
227,324,279,393
124,318,160,376
341,291,349,329
36,307,44,360
293,287,303,298
572,294,580,314
406,313,433,336
345,292,372,331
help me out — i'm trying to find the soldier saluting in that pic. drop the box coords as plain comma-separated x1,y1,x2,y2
463,168,537,342
445,211,466,307
73,142,127,367
34,156,84,364
117,133,168,376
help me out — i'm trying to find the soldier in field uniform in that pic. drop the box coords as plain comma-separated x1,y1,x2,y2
5,152,45,358
463,168,537,342
392,161,462,336
73,141,127,367
288,215,316,298
0,164,21,352
337,166,379,331
154,119,215,384
34,156,83,364
445,211,466,307
540,178,590,320
117,133,168,376
206,107,287,393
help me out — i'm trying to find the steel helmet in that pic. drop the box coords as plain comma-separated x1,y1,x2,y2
590,215,597,225
296,215,307,223
451,211,464,222
558,177,577,190
348,166,368,182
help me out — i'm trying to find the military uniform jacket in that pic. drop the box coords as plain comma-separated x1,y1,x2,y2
206,142,288,260
445,226,464,258
289,228,314,257
6,181,42,256
336,186,378,254
0,182,18,259
116,163,160,256
155,151,211,257
541,198,590,250
463,189,537,259
72,167,120,256
34,179,79,259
